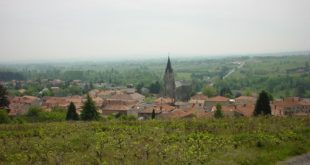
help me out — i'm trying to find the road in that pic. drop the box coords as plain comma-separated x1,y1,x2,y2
277,153,310,165
222,61,245,80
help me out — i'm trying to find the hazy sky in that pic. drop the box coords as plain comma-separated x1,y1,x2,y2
1,0,310,62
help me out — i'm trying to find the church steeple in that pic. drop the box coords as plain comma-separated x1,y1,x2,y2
165,56,173,73
163,56,176,102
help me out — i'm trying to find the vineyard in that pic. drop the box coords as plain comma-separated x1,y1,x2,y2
0,117,309,164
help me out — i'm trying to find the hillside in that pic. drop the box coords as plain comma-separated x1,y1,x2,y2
0,117,309,164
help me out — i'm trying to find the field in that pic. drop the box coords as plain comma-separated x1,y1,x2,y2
0,117,309,164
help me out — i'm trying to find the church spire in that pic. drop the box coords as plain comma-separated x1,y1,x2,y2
165,56,173,73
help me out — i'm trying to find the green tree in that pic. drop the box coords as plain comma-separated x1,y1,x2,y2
243,89,252,96
254,90,272,116
136,82,144,94
81,95,99,121
220,87,232,98
0,84,10,109
0,110,10,124
151,109,155,119
214,104,223,118
149,81,161,94
27,106,42,117
202,85,217,97
66,102,79,121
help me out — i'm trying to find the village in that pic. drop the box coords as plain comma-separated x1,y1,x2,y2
6,58,310,119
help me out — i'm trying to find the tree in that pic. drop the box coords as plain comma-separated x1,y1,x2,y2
149,81,161,94
151,109,156,119
202,85,217,97
66,102,79,120
27,106,42,117
253,90,272,116
136,82,144,94
0,110,10,124
220,87,232,98
81,94,99,121
0,84,10,109
214,104,223,118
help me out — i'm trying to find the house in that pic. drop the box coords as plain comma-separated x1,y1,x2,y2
154,97,174,105
66,96,84,111
97,90,116,99
128,103,176,119
51,79,63,86
101,100,136,115
235,96,257,105
189,93,207,109
160,108,197,119
205,96,230,111
271,97,310,116
8,96,41,116
41,96,84,111
129,92,145,103
216,104,255,117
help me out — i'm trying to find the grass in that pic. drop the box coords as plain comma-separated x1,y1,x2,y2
0,117,309,164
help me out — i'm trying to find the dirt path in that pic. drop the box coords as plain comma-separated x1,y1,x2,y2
277,153,310,165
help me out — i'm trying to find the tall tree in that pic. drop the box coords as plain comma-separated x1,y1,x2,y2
66,102,79,121
202,85,217,97
214,103,223,118
81,94,99,120
151,109,156,119
254,90,272,116
0,84,10,110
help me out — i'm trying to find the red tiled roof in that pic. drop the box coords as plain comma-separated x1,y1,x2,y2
235,96,256,102
109,93,134,100
102,104,134,111
220,104,255,117
191,94,207,101
206,96,229,102
155,97,174,104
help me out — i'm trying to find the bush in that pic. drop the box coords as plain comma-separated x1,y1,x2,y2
66,102,79,121
26,106,66,122
120,115,137,121
214,104,224,118
0,110,10,124
27,106,42,117
38,111,66,122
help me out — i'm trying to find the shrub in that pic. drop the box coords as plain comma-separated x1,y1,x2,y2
27,106,42,117
81,95,99,121
214,104,224,118
66,102,79,121
119,115,137,121
38,111,66,122
0,110,10,124
26,106,66,122
254,90,272,116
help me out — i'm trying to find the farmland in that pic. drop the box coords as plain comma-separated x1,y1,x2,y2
0,117,309,164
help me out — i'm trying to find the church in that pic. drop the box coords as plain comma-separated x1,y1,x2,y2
162,57,192,102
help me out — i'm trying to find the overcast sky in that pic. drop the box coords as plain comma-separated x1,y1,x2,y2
0,0,310,62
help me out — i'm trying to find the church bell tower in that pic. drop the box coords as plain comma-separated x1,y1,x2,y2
163,57,176,101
